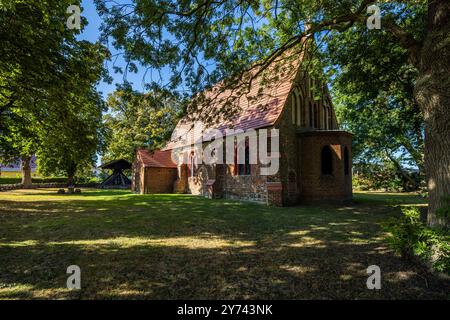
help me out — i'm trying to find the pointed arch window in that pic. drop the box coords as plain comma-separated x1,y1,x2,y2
291,91,298,125
313,103,319,128
291,89,304,126
344,147,350,176
321,146,333,175
235,139,251,176
328,106,333,129
297,89,303,126
301,90,306,126
189,151,196,177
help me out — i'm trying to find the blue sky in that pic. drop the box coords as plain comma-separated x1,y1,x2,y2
77,0,153,98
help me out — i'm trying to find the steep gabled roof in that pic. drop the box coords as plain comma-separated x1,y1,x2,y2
163,52,303,150
136,149,177,168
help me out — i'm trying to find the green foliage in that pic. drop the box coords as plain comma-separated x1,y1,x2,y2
436,197,450,220
102,89,181,162
0,177,67,185
35,85,106,183
0,178,21,185
0,0,109,185
384,207,450,274
325,25,424,178
94,1,426,99
353,162,422,192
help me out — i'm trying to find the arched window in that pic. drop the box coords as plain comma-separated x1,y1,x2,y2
238,143,251,175
321,146,333,175
323,105,328,129
314,103,319,128
297,89,304,126
234,139,251,176
189,152,196,177
292,88,304,126
328,106,333,129
344,147,350,176
309,102,313,127
300,89,306,126
291,91,298,125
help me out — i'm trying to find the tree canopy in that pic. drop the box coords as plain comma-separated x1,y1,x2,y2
102,88,182,163
0,0,109,185
322,23,424,189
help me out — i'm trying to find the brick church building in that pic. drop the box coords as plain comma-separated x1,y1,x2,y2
132,52,352,206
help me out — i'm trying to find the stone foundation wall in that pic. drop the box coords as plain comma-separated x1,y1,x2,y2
222,165,268,203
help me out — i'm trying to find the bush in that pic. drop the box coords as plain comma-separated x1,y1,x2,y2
0,178,21,185
0,177,68,185
384,207,450,275
353,162,423,192
74,176,101,184
32,177,67,183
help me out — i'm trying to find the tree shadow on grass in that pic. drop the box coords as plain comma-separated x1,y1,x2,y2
1,235,448,299
0,191,448,299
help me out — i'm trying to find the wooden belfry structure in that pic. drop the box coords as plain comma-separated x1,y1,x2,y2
99,159,132,189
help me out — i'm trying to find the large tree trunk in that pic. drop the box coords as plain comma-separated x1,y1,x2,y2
67,175,75,187
21,155,32,188
414,0,450,227
67,164,77,189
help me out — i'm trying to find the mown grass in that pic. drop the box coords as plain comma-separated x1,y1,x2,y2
0,189,448,299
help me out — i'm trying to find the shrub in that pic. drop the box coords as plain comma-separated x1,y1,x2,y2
32,177,67,183
74,176,101,184
353,162,423,192
435,196,450,222
384,207,450,275
0,177,68,185
0,178,21,185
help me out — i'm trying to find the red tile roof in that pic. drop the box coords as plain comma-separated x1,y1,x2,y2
137,149,177,168
163,52,303,150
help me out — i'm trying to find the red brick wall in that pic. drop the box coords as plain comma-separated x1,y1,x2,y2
275,71,352,205
299,131,352,202
142,167,178,194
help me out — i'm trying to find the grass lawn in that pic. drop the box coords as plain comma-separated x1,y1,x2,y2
0,189,448,299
